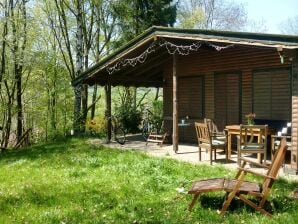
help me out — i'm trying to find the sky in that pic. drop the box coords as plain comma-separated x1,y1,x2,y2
235,0,298,34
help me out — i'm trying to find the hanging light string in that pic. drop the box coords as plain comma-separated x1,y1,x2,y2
107,38,234,74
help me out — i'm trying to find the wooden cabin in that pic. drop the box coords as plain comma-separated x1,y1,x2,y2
73,26,298,174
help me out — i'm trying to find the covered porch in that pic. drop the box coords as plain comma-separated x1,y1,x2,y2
73,26,298,174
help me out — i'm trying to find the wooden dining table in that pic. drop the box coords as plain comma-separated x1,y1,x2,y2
225,125,276,160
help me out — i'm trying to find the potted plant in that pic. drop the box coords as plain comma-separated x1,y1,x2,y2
245,113,256,125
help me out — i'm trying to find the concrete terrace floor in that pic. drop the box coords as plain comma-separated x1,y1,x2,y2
89,134,298,181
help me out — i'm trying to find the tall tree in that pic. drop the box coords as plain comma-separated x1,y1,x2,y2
177,0,247,31
114,0,177,42
280,15,298,35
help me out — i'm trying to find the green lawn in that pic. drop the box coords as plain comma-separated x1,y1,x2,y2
0,138,297,223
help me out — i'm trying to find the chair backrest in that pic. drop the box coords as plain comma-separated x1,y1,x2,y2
239,124,268,148
262,138,288,191
204,118,220,133
195,122,211,145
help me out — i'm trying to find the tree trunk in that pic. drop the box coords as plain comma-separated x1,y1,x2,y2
91,85,97,119
105,84,111,142
74,0,84,133
73,84,82,133
16,70,23,141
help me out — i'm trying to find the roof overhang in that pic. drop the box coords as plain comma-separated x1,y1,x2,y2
73,26,298,87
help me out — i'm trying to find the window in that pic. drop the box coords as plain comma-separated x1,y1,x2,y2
253,68,291,120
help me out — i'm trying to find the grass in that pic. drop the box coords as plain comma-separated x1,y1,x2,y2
0,138,297,223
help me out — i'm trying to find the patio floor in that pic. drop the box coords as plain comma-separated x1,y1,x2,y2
90,134,297,180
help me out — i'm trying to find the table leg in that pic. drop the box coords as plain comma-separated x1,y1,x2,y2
228,133,231,159
257,134,261,163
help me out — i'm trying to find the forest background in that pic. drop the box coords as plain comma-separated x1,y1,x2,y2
0,0,297,148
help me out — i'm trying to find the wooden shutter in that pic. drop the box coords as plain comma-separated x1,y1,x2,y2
215,72,240,130
178,76,203,118
253,68,291,120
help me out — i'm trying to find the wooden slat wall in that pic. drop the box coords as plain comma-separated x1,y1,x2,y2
205,73,215,119
253,69,291,120
291,50,298,173
214,73,240,130
241,70,252,122
163,46,292,143
178,76,203,118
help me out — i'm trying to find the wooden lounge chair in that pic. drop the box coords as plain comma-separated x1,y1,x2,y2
188,138,288,217
146,122,169,147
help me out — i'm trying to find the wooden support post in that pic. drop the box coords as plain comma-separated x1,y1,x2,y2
291,50,298,174
173,54,179,152
105,83,112,142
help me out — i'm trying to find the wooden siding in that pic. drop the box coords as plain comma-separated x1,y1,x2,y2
253,68,291,120
204,73,215,119
214,72,240,130
291,50,298,173
163,46,292,143
241,70,252,121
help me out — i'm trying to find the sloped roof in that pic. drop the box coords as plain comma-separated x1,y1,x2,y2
73,26,298,86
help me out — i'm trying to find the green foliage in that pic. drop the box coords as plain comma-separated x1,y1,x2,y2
115,102,142,134
86,116,107,137
150,100,164,133
0,138,297,223
114,0,177,43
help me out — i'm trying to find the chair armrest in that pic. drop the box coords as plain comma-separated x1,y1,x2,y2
239,157,270,169
211,132,226,137
237,167,276,180
271,135,291,140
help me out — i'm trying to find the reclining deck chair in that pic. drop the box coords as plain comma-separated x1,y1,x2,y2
188,138,288,217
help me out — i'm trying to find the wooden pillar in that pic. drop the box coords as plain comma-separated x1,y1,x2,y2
291,49,298,174
105,83,112,142
173,54,179,152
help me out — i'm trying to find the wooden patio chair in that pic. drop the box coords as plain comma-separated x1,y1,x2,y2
195,122,227,165
204,118,226,142
238,125,268,166
271,123,291,161
146,122,169,147
188,138,288,218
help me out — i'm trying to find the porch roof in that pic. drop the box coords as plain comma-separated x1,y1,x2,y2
72,26,298,87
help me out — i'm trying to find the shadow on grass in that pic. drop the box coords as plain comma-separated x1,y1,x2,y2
0,137,102,164
197,189,298,216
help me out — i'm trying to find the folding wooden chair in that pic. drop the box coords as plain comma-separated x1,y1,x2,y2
188,138,288,218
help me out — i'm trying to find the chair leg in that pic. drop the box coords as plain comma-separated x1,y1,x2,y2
220,172,245,216
210,148,213,165
199,147,201,161
214,148,217,161
188,193,201,211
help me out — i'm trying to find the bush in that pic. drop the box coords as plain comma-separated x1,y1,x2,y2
115,105,142,134
150,100,164,133
86,116,107,137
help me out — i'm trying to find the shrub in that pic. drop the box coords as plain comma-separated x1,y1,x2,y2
115,104,142,134
86,116,107,137
150,100,164,133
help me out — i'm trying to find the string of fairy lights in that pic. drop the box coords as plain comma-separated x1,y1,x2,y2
106,38,234,74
